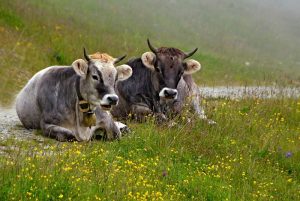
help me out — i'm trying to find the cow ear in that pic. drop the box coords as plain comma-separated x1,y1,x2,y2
141,52,156,71
72,59,88,78
183,59,201,75
116,64,132,81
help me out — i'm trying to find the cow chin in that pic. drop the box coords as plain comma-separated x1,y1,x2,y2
159,87,178,100
88,98,110,110
100,104,112,111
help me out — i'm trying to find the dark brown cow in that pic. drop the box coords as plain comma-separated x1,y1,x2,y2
112,39,214,123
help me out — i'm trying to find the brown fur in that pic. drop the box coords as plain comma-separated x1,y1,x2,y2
157,47,185,57
89,52,114,63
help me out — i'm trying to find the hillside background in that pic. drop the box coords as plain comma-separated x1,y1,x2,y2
0,0,300,105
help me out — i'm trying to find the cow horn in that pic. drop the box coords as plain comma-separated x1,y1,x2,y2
83,47,91,62
114,55,127,64
147,39,158,54
184,48,198,59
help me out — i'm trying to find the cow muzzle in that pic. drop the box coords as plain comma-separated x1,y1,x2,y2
100,94,119,110
159,87,178,100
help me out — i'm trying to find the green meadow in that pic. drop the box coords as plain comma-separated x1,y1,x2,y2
1,99,299,200
0,0,299,200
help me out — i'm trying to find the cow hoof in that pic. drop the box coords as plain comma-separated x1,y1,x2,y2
121,126,131,135
115,121,131,135
155,113,168,124
93,128,107,140
207,119,217,125
168,121,177,128
198,115,216,125
56,133,75,142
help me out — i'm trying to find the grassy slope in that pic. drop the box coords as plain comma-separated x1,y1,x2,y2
0,98,299,200
0,0,300,105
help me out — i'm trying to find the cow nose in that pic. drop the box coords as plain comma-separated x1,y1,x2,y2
107,95,119,105
164,89,178,99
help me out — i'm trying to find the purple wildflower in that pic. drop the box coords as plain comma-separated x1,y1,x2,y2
285,152,293,158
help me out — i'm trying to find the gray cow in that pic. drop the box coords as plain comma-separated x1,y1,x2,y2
16,49,132,141
112,39,214,123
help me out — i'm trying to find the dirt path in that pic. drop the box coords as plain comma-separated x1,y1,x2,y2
0,107,44,142
199,86,300,99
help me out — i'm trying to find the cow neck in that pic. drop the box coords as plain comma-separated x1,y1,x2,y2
147,72,162,113
75,76,93,114
150,72,160,101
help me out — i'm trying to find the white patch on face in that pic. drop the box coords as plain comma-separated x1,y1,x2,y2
159,87,178,100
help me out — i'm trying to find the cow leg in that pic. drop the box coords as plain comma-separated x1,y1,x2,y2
40,121,75,142
131,104,152,115
97,121,121,141
190,94,216,124
191,93,206,119
131,103,152,121
94,108,121,140
182,76,216,124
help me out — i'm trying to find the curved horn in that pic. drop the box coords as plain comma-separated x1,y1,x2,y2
114,54,127,64
83,47,91,62
147,38,157,54
184,48,198,59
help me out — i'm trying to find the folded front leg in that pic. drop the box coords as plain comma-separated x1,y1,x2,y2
131,103,152,121
40,120,75,142
95,108,121,141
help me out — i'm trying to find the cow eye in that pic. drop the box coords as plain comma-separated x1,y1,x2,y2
92,75,99,80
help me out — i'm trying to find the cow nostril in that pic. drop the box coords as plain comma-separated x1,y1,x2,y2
164,90,177,98
107,96,119,105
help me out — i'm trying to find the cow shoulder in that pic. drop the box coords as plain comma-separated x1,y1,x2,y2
37,66,76,112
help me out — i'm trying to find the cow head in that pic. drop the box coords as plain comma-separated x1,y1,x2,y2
141,39,201,100
72,48,132,110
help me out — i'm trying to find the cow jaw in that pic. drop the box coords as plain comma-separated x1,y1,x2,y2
100,105,112,110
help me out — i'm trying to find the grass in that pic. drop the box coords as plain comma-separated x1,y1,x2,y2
0,98,299,200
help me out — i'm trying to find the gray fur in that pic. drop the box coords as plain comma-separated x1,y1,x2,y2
162,75,207,118
16,57,130,141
